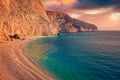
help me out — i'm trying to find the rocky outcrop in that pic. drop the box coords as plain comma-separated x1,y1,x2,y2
47,11,98,32
0,0,98,41
0,0,58,41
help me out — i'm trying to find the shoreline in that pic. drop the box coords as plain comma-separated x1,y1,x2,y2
0,36,56,80
20,36,56,79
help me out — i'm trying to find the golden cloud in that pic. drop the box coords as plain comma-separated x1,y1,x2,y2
62,0,76,5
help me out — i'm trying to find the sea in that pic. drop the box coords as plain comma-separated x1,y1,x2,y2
25,31,120,80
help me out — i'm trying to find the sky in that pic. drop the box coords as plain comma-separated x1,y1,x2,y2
41,0,120,30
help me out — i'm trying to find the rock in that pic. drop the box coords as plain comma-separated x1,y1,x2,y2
0,0,98,41
13,34,20,39
0,0,58,41
8,34,20,41
47,11,98,32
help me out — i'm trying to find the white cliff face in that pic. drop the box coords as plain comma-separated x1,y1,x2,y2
0,0,58,41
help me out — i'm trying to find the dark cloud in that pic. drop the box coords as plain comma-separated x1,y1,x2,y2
74,0,120,11
41,0,120,12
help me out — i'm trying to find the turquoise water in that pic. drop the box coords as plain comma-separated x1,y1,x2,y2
26,31,120,80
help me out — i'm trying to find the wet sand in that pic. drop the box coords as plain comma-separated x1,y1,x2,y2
0,37,56,80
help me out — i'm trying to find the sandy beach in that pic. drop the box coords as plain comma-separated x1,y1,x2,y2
0,37,55,80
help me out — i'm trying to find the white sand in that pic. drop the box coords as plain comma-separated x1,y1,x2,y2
0,36,56,80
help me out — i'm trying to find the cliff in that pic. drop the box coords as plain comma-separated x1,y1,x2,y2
0,0,58,41
0,0,98,41
47,11,98,32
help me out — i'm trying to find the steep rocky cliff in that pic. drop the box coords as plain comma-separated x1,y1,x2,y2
0,0,98,41
47,11,98,32
0,0,58,41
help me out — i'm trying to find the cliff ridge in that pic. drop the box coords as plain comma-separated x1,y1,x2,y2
47,11,98,32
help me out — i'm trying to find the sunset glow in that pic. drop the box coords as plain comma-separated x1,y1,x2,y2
41,0,120,30
84,8,112,15
62,0,76,4
70,13,80,18
110,13,120,21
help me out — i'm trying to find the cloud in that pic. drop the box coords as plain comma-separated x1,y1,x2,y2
62,0,76,5
41,0,77,11
41,0,120,12
73,0,120,11
70,13,80,18
83,7,113,15
41,0,120,30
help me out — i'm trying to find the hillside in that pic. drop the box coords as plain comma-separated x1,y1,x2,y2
47,11,97,32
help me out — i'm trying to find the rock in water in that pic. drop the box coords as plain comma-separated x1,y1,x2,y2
0,0,58,41
47,11,98,32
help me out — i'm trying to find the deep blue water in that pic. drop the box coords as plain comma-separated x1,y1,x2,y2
26,31,120,80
